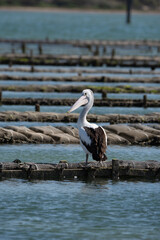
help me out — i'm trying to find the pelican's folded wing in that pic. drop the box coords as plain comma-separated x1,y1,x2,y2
81,126,107,161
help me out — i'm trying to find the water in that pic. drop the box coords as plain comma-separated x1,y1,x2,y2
0,144,160,240
0,10,160,240
2,91,160,100
0,178,159,240
0,144,160,163
0,11,160,41
1,105,160,115
1,70,160,78
1,80,160,88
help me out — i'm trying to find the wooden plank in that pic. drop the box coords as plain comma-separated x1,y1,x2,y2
0,54,160,67
0,75,160,83
2,97,160,107
0,160,160,181
0,38,160,47
1,84,160,94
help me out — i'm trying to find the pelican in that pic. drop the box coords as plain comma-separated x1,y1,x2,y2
68,89,107,164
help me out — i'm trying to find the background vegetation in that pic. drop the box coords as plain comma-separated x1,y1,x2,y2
0,0,159,10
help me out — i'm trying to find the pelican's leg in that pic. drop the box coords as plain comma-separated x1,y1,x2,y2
101,161,104,167
98,161,104,167
86,154,89,165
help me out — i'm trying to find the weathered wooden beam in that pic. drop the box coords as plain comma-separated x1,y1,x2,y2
0,38,160,47
0,67,159,75
0,90,2,105
0,54,159,67
1,74,160,83
0,160,160,181
2,97,160,108
1,84,160,94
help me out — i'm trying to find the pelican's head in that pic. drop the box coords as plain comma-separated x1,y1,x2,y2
68,89,94,113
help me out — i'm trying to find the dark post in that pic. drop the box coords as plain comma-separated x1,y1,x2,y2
112,159,119,180
9,61,12,68
35,104,40,112
126,0,132,24
143,95,147,108
111,48,116,58
38,44,43,55
31,65,35,72
103,46,107,55
94,45,99,56
102,90,107,100
78,72,82,77
0,90,2,105
21,42,26,54
87,44,92,52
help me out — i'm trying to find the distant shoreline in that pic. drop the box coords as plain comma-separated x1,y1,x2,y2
0,6,160,14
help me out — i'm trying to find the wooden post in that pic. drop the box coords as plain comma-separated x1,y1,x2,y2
21,42,26,54
112,159,119,180
87,44,92,52
0,90,2,105
9,61,12,68
94,45,99,56
126,0,132,24
102,90,107,100
35,104,40,112
103,46,107,55
78,72,82,77
38,44,43,55
31,65,35,72
111,48,115,58
143,95,147,108
151,66,155,71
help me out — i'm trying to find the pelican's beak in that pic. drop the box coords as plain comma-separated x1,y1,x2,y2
68,95,88,113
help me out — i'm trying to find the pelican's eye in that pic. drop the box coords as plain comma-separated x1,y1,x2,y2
84,92,87,96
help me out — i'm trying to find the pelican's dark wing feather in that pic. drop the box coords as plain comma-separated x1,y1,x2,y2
81,126,107,161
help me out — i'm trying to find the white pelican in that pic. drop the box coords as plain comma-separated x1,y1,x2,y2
68,89,107,164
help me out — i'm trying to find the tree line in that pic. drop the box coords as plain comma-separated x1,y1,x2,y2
0,0,159,10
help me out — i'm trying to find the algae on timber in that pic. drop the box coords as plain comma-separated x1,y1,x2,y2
90,85,160,94
1,159,160,181
1,85,160,94
0,55,160,67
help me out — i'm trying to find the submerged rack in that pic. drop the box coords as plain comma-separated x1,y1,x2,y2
0,159,160,181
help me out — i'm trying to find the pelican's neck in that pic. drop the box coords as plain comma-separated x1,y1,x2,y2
78,106,90,128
